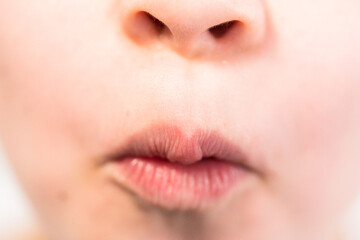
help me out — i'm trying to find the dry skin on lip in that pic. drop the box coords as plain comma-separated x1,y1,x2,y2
104,124,260,210
106,124,253,168
0,0,360,240
109,156,249,210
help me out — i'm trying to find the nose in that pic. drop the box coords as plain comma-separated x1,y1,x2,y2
121,0,268,60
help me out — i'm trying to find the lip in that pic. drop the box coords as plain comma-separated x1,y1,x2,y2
105,124,258,210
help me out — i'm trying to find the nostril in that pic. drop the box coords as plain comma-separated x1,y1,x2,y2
208,20,239,39
145,12,168,35
135,11,170,36
124,11,172,45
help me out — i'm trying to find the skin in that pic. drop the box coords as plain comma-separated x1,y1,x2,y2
0,0,359,239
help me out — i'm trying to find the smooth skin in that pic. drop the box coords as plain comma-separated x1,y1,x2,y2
0,0,360,240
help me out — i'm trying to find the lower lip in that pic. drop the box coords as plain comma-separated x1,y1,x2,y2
109,157,250,210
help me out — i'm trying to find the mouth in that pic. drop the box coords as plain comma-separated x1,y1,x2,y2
104,124,260,210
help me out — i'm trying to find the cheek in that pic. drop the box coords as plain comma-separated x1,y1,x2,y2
252,0,360,221
261,76,360,226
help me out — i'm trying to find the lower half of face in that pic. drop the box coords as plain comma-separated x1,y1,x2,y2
0,0,360,240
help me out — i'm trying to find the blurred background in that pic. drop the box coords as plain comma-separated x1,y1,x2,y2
0,143,38,237
1,141,360,239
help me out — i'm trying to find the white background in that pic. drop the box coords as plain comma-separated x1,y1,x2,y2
0,142,359,239
0,144,37,237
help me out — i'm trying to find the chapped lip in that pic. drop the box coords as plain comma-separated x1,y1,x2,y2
104,124,261,209
106,124,257,173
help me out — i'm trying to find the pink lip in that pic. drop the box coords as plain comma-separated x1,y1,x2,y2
105,124,258,210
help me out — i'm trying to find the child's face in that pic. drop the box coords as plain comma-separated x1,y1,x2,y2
0,0,360,240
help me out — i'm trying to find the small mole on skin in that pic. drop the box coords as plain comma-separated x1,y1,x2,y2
56,191,68,203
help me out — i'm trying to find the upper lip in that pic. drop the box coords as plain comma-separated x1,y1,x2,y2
106,124,259,174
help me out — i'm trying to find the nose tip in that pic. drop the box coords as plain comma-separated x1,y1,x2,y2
122,0,268,59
